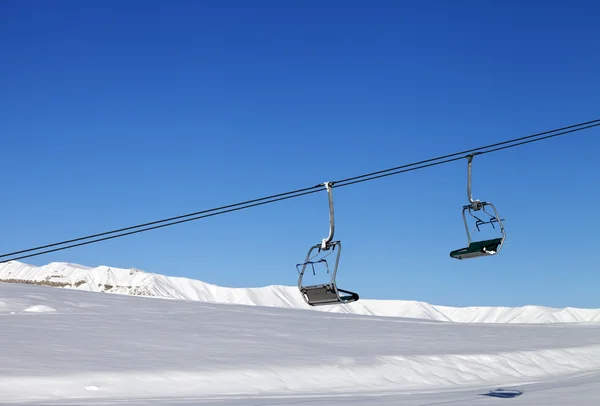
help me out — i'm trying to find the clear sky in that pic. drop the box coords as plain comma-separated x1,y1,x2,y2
1,0,599,308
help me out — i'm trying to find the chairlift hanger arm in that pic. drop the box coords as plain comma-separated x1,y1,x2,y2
466,154,484,210
321,181,335,250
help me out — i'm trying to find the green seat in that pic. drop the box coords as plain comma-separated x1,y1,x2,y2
450,238,503,260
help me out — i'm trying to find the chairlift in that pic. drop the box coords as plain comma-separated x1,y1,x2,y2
450,154,506,260
296,182,359,306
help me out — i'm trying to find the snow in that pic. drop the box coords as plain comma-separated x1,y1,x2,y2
0,278,600,406
1,280,600,405
1,260,599,324
1,260,599,404
24,304,56,312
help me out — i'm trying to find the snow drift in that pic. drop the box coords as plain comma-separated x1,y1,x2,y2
2,281,600,404
1,260,599,324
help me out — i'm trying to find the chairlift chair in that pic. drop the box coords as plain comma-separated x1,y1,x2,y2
296,182,359,306
450,154,506,260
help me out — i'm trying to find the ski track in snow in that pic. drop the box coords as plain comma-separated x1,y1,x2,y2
1,281,600,405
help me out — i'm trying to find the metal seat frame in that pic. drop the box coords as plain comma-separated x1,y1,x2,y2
450,154,506,260
296,182,359,306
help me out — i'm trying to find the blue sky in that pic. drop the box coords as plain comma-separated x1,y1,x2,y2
1,0,599,308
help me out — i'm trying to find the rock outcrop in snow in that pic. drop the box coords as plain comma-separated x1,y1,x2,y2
1,260,599,324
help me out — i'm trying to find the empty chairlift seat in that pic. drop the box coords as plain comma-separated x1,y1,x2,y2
300,283,359,306
296,182,360,307
449,154,506,260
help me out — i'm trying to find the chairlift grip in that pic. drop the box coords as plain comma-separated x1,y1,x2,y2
321,181,335,250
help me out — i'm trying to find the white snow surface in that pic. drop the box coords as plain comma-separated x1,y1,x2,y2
1,260,599,324
23,304,56,313
1,281,600,405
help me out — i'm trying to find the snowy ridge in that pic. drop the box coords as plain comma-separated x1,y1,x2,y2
2,345,600,400
1,260,599,324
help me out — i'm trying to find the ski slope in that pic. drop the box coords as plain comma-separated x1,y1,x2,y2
2,280,600,405
2,260,600,324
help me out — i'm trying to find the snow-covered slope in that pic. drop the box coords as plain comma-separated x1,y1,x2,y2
2,282,600,405
1,260,599,324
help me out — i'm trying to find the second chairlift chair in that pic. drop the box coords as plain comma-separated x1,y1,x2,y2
450,154,506,259
296,182,360,306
